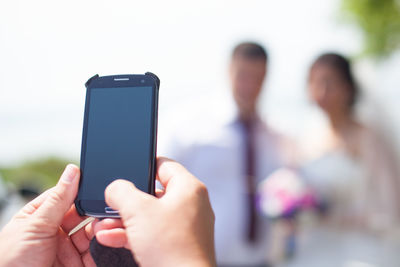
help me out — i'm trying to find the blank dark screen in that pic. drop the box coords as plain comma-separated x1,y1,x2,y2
80,86,153,200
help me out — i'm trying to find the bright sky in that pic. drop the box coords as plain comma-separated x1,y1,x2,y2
1,0,399,165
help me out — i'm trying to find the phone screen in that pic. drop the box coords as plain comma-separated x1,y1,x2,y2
79,86,154,201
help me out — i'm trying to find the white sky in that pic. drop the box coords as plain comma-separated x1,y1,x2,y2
0,0,399,165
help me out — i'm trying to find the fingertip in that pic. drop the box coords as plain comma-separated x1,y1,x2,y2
96,229,127,248
61,164,80,184
105,179,136,196
105,179,137,209
66,163,79,171
156,157,176,175
105,179,154,219
95,230,109,246
156,157,189,187
34,164,80,224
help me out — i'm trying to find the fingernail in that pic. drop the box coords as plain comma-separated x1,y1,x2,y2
62,164,79,183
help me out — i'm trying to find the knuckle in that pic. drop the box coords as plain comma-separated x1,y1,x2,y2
182,177,210,200
193,180,209,197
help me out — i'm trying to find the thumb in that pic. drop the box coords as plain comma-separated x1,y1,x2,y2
34,164,80,226
105,179,153,220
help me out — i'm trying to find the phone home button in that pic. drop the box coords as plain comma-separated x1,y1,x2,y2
105,207,119,214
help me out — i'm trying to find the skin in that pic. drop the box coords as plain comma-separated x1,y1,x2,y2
308,63,362,156
229,55,267,121
0,164,96,267
0,158,216,267
93,158,216,267
308,64,353,123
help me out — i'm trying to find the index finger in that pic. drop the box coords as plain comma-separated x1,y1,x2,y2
14,188,53,218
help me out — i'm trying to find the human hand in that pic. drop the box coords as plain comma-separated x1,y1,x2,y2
93,157,216,267
0,164,95,267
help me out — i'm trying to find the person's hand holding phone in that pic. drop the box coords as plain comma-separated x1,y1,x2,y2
0,164,95,267
0,158,216,267
93,157,216,267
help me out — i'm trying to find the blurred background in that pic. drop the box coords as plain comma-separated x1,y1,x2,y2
1,0,400,266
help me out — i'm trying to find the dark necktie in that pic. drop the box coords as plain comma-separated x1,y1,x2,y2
240,118,258,243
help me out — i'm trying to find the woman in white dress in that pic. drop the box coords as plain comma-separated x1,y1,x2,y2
287,53,400,267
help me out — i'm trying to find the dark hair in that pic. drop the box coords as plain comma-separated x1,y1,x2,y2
310,53,359,108
232,42,268,62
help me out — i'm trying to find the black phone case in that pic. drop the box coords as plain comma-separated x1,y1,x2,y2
75,73,160,217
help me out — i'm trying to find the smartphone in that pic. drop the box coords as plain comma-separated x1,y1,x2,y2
75,73,160,217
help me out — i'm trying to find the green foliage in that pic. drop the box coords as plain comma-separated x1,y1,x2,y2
0,157,77,193
341,0,400,58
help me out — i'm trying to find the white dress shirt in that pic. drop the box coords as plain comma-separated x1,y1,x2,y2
158,107,287,265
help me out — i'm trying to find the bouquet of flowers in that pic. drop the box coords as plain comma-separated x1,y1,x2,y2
257,168,316,219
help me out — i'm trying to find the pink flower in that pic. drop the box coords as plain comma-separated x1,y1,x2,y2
257,168,316,218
